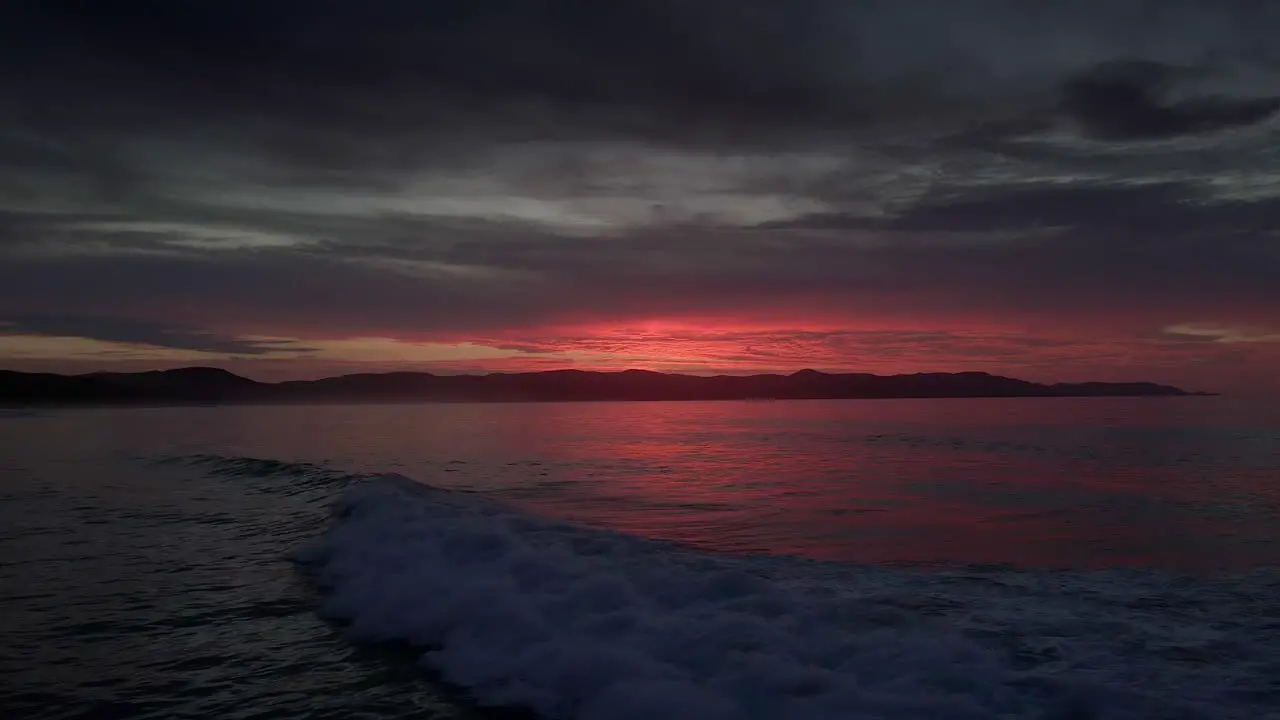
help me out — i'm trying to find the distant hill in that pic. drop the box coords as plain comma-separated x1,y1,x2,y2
0,367,1202,406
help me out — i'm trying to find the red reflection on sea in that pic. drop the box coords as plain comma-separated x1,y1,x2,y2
452,398,1280,573
105,396,1280,573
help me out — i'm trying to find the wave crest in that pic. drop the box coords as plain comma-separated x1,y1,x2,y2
158,454,369,497
295,473,1280,720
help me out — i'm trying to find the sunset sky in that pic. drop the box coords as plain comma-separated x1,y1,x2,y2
2,1,1279,391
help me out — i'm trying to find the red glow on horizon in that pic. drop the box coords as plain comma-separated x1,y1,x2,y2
5,310,1278,391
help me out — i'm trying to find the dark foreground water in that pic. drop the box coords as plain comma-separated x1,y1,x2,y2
3,397,1279,719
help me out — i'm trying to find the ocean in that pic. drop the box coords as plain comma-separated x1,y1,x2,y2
3,397,1279,719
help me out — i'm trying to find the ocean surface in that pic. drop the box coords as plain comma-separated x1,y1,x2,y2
3,397,1279,719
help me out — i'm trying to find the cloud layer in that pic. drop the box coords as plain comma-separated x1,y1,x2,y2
1,1,1278,388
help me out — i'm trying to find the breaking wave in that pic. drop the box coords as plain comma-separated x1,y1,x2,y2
157,454,369,497
271,467,1280,720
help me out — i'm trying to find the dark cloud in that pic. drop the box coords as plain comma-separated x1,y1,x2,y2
1060,60,1280,141
0,1,888,113
7,1,1280,140
3,1,1278,207
2,1,1280,384
0,314,310,355
961,59,1280,146
0,209,1275,343
767,183,1225,233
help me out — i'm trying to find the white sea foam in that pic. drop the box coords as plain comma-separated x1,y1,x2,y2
295,474,1280,720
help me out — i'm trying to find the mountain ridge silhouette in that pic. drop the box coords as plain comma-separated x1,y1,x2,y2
0,367,1204,406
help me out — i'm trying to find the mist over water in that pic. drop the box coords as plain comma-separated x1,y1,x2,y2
3,397,1280,718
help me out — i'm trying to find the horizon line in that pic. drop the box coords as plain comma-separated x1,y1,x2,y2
0,364,1205,389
